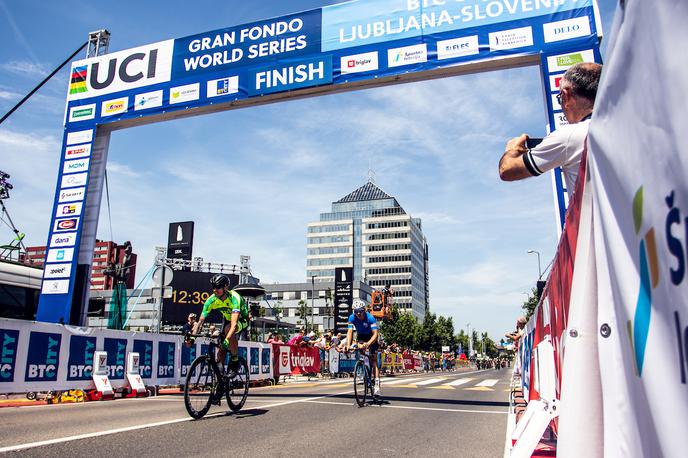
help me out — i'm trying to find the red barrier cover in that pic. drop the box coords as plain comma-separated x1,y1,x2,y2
272,344,320,376
403,352,415,370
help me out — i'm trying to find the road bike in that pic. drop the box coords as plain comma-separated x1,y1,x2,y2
352,349,380,407
183,333,249,419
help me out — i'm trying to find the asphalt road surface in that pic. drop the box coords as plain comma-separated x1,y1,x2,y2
0,368,511,457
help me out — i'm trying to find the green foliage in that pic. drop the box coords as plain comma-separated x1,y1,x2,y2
296,299,312,332
522,287,540,320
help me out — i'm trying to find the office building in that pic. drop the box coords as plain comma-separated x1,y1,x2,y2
306,180,429,320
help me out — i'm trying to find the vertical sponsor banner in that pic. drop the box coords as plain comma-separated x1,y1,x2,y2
25,331,62,383
261,347,271,376
156,341,176,381
249,347,260,375
133,339,154,379
66,335,96,381
0,329,20,383
584,1,688,455
181,343,196,378
334,267,354,335
104,337,127,380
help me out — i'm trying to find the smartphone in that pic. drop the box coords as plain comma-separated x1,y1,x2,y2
526,137,543,149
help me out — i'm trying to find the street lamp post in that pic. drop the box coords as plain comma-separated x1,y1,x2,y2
466,323,471,356
527,250,542,279
311,275,316,333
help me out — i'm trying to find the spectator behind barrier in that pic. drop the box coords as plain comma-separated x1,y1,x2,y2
287,329,305,346
182,313,197,348
499,62,602,197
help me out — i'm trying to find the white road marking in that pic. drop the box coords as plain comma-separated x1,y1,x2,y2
304,400,508,415
415,378,445,386
476,379,499,387
0,389,354,453
445,378,474,386
383,377,422,385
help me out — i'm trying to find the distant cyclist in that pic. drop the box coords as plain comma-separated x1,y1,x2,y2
192,274,249,377
345,299,381,397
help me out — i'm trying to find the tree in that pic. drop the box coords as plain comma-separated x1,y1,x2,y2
296,299,312,332
522,286,540,320
455,330,469,355
380,306,417,349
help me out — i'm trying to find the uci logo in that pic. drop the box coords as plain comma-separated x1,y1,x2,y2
69,41,173,100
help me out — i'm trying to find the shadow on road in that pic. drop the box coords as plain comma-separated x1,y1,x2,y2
247,392,509,408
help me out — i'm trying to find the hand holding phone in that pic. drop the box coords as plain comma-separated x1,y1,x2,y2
525,137,543,149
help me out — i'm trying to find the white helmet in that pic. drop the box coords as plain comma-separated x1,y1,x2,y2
352,299,366,312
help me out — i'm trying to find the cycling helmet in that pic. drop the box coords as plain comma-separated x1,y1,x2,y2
210,274,230,289
352,299,366,312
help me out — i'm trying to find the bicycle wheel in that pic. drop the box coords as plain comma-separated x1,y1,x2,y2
353,360,367,407
226,357,249,413
184,355,217,419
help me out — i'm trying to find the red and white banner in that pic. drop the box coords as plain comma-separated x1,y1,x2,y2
516,2,688,456
272,344,320,376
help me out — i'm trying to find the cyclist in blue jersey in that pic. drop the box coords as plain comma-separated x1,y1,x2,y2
345,299,381,397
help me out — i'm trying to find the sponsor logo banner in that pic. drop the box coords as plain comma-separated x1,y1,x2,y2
551,93,562,111
68,104,96,122
171,10,322,79
25,332,62,382
437,36,480,60
41,279,70,295
65,144,91,160
134,90,163,111
321,0,593,51
340,51,378,74
169,83,200,104
549,74,564,92
56,202,83,217
58,187,86,203
49,232,77,248
261,348,271,374
68,40,174,101
66,129,93,146
206,76,239,98
388,43,427,68
46,247,74,263
133,340,153,378
248,55,332,96
553,112,569,130
547,49,595,72
43,263,73,279
104,338,127,380
67,335,96,381
489,26,534,51
0,329,19,382
543,16,591,43
101,97,129,116
250,347,260,375
53,217,80,232
63,158,90,174
157,341,176,378
61,172,88,188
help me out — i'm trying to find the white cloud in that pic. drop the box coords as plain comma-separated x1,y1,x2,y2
0,61,47,77
107,162,142,178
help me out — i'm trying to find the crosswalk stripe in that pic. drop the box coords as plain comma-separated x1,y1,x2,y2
476,379,499,387
415,378,446,386
465,386,494,391
428,385,455,390
383,378,422,385
393,384,418,388
445,378,474,386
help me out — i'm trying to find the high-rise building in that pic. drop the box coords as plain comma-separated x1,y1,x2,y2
306,180,429,320
21,240,137,290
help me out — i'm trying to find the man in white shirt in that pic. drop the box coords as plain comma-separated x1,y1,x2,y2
499,62,602,193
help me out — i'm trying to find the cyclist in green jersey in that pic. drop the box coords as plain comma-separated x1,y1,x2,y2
192,274,249,376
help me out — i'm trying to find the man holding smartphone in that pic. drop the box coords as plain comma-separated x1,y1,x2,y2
498,62,602,194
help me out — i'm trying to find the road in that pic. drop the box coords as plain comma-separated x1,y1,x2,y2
0,368,511,457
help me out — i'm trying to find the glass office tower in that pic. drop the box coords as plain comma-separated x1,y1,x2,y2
306,181,429,320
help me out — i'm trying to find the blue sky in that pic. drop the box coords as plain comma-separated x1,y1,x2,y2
0,0,618,340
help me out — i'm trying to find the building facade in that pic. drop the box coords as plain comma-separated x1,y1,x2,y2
21,240,137,290
306,181,429,320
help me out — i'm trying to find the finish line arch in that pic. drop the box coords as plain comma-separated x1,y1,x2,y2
38,0,603,324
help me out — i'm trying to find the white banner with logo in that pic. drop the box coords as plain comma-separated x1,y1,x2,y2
579,1,688,456
0,318,273,393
